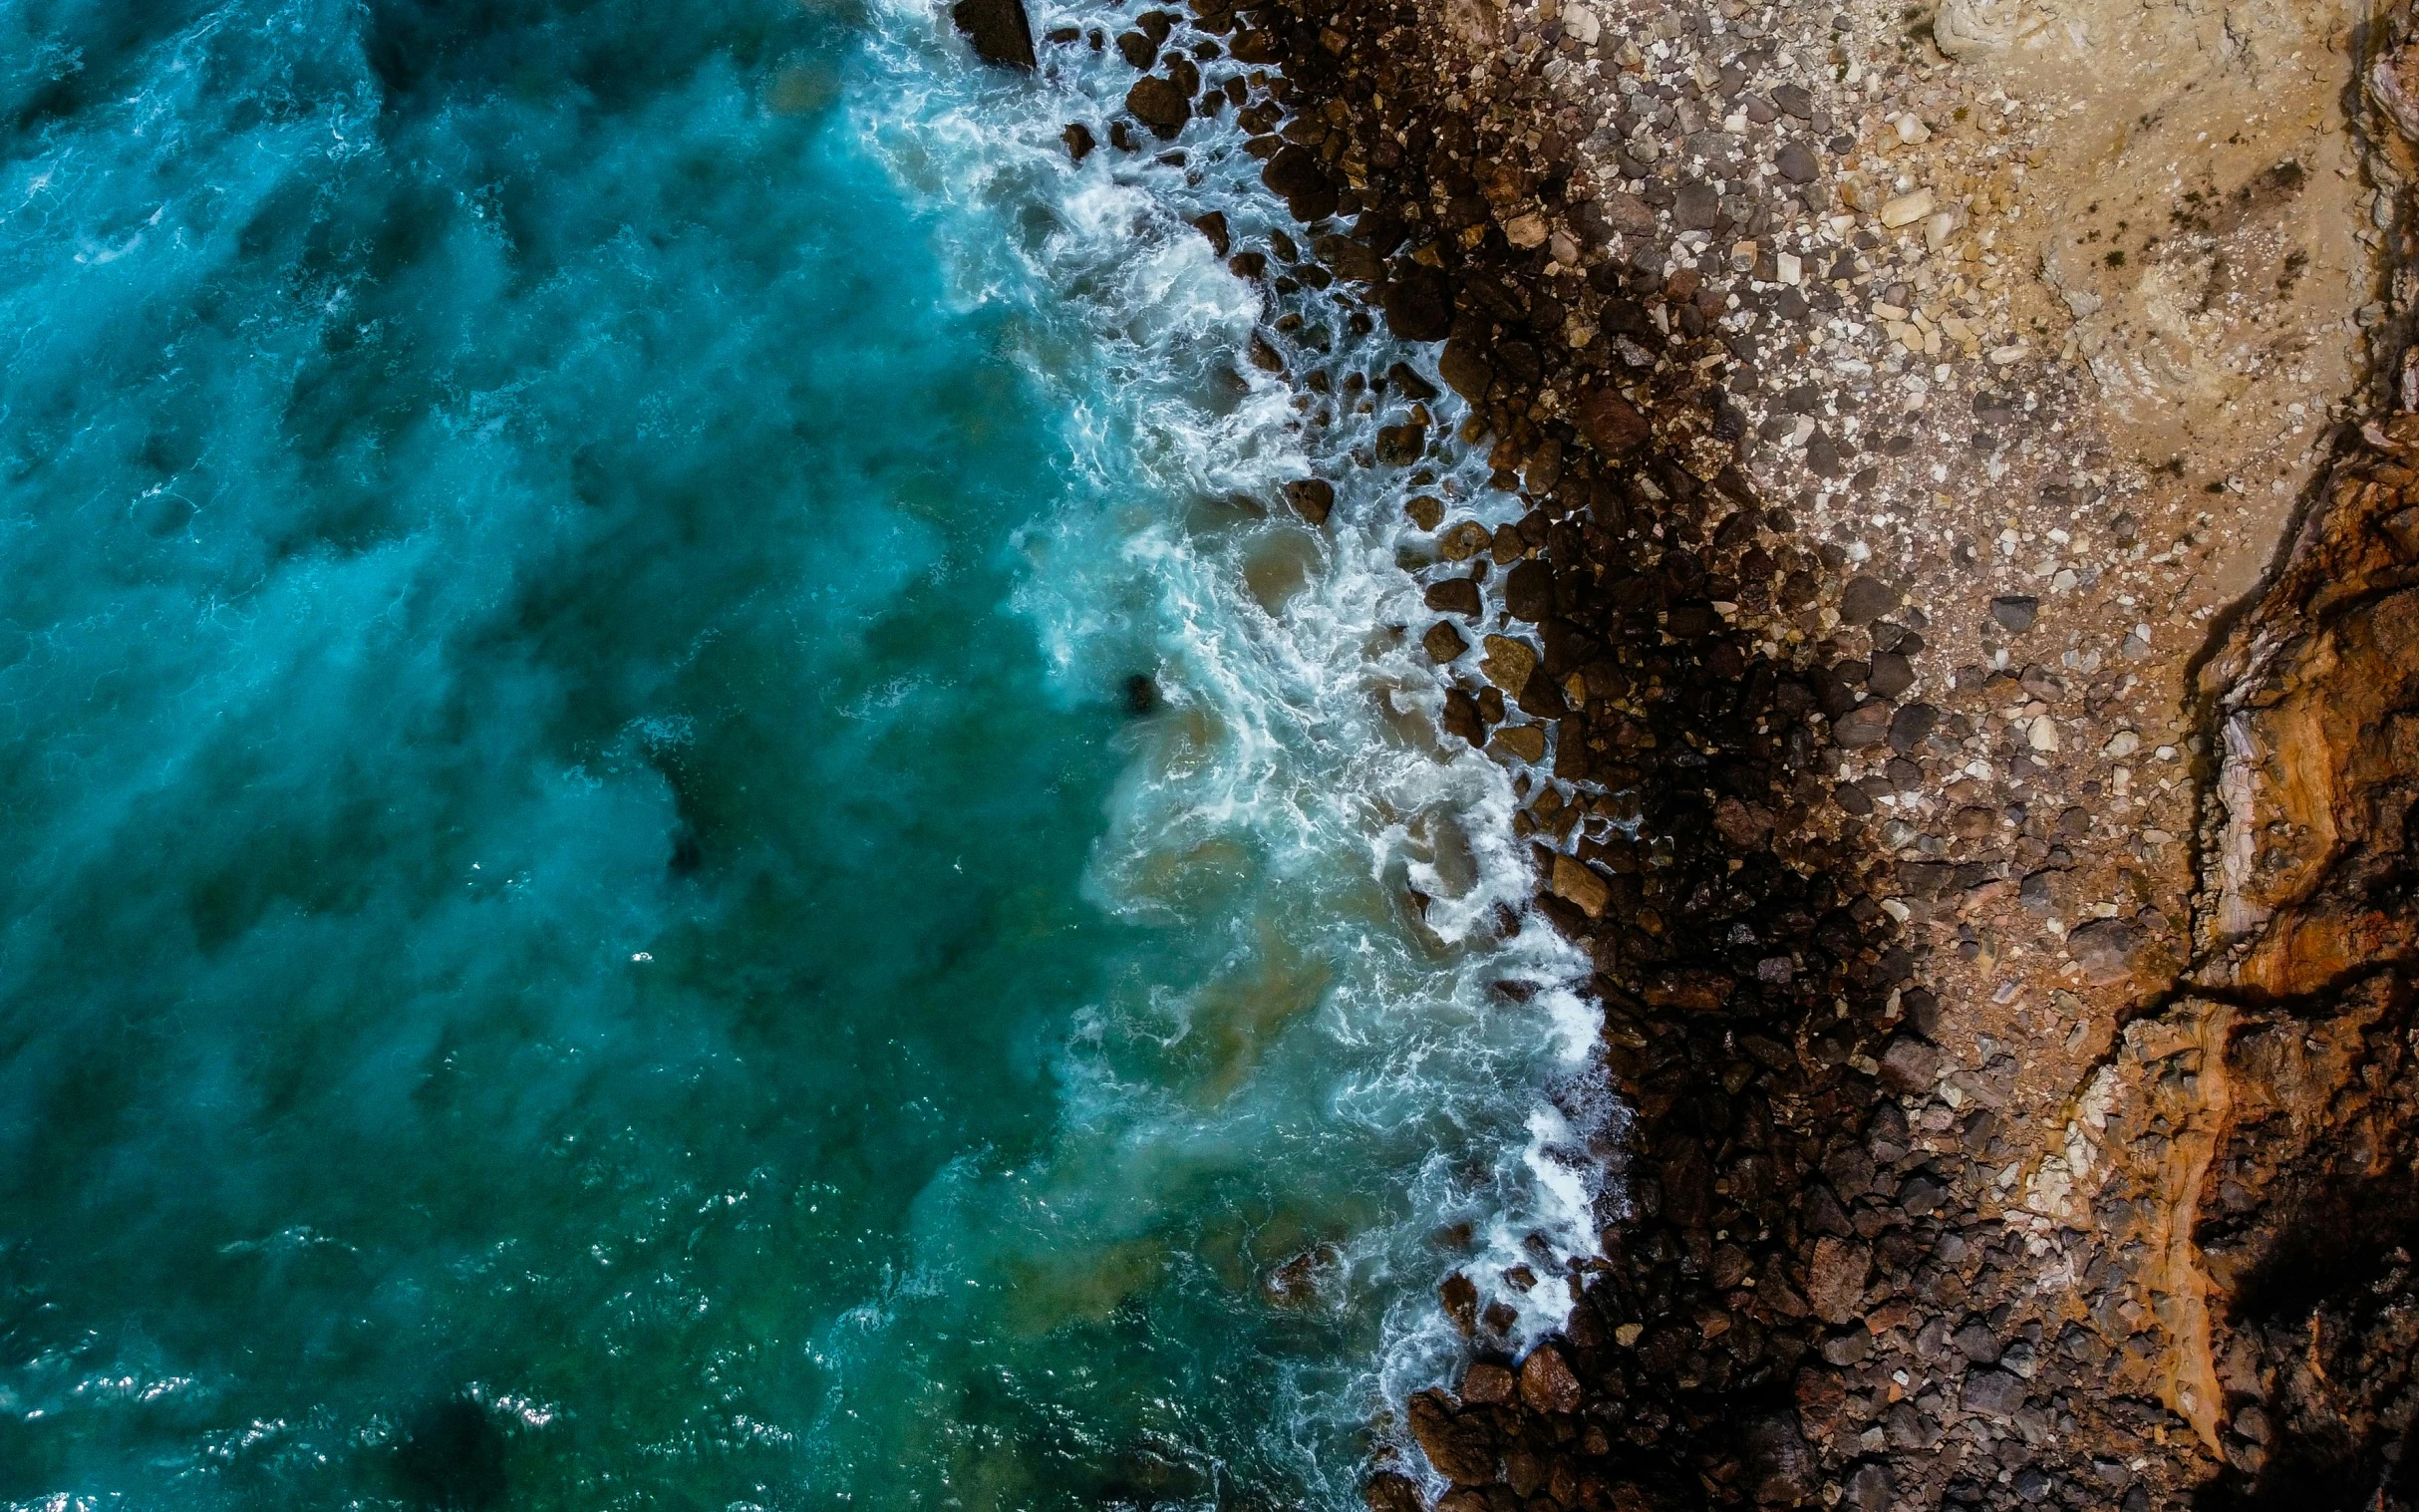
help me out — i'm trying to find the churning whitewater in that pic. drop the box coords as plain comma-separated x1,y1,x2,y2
854,0,1622,1452
0,0,1617,1504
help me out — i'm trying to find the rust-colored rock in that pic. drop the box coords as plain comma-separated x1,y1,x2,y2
1518,1344,1581,1412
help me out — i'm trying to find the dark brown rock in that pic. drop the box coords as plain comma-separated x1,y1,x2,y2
1362,1470,1422,1512
1988,595,2038,633
1834,701,1892,748
1375,423,1426,465
951,0,1036,67
1503,559,1554,622
1441,688,1485,746
1461,1360,1516,1403
1841,575,1897,623
1576,387,1652,454
1386,362,1440,401
1519,1345,1582,1413
1408,1389,1500,1484
1439,1272,1479,1335
1438,338,1493,404
1382,267,1453,342
1125,76,1191,136
1742,1414,1817,1504
2064,918,2140,984
1879,1036,1942,1092
1643,968,1735,1011
1425,577,1482,617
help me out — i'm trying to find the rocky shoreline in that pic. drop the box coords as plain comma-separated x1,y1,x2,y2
969,0,2419,1504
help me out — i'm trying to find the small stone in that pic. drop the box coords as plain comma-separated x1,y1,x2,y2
1821,1328,1872,1365
1674,180,1722,230
1439,1272,1479,1334
2065,918,2141,985
1404,494,1445,531
1844,1463,1894,1512
1503,212,1549,249
1887,702,1939,754
1869,651,1915,698
1989,596,2039,633
1190,210,1230,256
2103,730,2140,757
1438,339,1494,405
1835,701,1894,747
1880,188,1936,228
2027,716,2061,754
1062,122,1096,161
1901,1174,1946,1216
1642,968,1734,1011
1424,621,1468,663
1740,1414,1816,1504
1374,423,1426,465
1382,269,1454,343
1879,1035,1942,1092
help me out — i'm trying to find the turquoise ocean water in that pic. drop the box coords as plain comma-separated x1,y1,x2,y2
0,0,1614,1505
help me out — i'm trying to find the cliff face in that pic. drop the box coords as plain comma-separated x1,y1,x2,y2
2153,416,2419,1499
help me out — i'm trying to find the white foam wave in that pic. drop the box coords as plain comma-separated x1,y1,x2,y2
848,1,1627,1497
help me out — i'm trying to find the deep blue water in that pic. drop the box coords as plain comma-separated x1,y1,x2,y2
0,0,1611,1505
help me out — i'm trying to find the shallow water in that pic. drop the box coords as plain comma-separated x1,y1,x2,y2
0,0,1613,1505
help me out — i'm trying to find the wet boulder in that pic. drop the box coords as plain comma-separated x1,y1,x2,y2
1284,478,1334,525
951,0,1036,67
1438,338,1493,404
1381,266,1454,341
1424,577,1482,617
1125,76,1190,137
1408,1389,1500,1483
1502,559,1554,622
1519,1345,1583,1412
